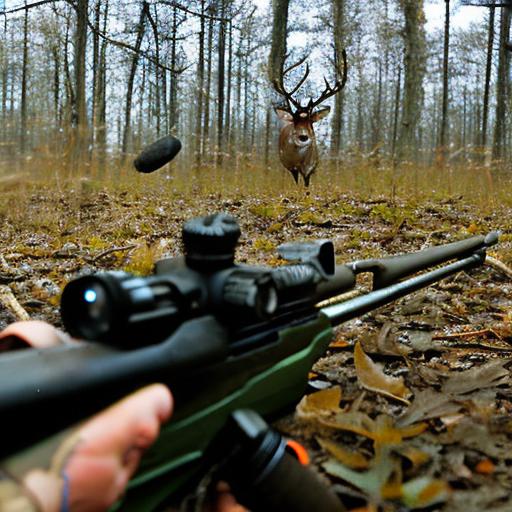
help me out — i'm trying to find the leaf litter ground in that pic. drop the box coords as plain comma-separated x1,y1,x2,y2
1,183,512,512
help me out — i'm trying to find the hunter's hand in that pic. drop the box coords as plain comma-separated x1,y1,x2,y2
0,322,246,512
23,384,172,512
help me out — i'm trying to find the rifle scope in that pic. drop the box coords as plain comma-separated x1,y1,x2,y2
61,214,280,346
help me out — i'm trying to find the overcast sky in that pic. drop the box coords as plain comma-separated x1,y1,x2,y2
252,1,485,32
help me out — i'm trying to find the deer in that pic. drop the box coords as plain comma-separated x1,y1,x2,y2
272,50,348,187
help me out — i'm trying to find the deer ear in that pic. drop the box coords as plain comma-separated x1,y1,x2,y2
275,108,293,122
311,106,331,122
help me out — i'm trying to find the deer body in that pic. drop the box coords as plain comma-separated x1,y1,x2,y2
272,51,347,187
276,108,329,187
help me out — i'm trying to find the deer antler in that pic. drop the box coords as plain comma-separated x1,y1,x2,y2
272,55,310,112
307,49,348,111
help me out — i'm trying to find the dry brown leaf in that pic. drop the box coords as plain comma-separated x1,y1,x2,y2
397,389,462,427
441,359,510,395
329,339,350,348
395,445,431,471
354,341,412,403
296,386,342,420
317,437,369,469
320,411,376,439
475,458,495,475
376,323,411,356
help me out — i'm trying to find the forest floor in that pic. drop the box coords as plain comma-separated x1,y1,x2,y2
1,165,512,511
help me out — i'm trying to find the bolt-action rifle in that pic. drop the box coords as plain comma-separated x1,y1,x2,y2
0,136,501,511
0,210,498,511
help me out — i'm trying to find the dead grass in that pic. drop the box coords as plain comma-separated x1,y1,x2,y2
2,153,508,206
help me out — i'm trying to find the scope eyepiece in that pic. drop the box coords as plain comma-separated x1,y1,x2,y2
222,270,278,320
61,272,186,346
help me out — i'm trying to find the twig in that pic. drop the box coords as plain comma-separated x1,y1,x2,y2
0,173,27,187
0,285,30,321
433,328,495,340
92,244,137,262
486,255,512,280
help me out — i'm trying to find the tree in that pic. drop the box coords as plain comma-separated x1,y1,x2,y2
121,1,148,158
268,0,289,86
481,5,495,152
73,0,88,162
397,0,427,162
439,0,450,164
20,1,28,152
330,0,344,156
493,5,511,160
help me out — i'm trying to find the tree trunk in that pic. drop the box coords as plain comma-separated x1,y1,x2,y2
264,105,271,166
169,4,178,132
95,0,108,175
397,0,426,162
233,29,243,150
243,26,251,152
20,2,28,153
1,20,7,144
51,44,60,127
391,64,401,161
439,0,450,165
91,0,100,132
493,6,511,161
203,9,214,159
195,0,205,166
217,0,226,165
225,19,233,156
63,14,74,128
371,62,383,151
268,0,289,85
147,5,162,136
482,6,495,150
137,61,146,149
121,2,147,159
462,86,467,159
330,0,344,156
74,0,88,164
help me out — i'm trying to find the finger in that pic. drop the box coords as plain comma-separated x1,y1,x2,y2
60,385,173,509
70,384,173,457
212,483,249,512
0,320,71,349
213,491,248,512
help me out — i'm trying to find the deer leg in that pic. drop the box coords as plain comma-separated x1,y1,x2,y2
290,168,299,184
303,174,311,188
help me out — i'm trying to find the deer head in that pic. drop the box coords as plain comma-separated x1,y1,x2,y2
272,50,347,187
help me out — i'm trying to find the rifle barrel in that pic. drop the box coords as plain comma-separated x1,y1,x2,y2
321,252,485,327
353,232,498,289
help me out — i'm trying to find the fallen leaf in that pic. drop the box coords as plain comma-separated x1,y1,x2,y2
376,323,411,356
296,386,342,420
395,445,431,471
475,458,495,475
439,418,508,459
329,339,350,348
317,437,369,469
320,411,376,439
354,341,412,403
405,329,434,352
441,359,510,395
397,389,462,427
401,476,451,508
323,446,398,502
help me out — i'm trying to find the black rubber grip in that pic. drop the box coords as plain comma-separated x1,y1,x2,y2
133,135,182,173
232,451,345,512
